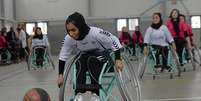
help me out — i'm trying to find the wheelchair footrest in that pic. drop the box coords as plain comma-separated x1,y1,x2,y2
76,84,100,90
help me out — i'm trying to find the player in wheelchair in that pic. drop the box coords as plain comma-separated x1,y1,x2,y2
28,27,54,70
0,31,11,64
57,12,125,101
0,48,11,64
144,13,177,72
119,26,134,56
138,13,181,79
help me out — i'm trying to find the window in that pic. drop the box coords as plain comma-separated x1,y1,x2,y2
38,22,47,34
191,16,201,29
116,18,139,31
117,19,127,31
129,19,139,31
26,23,35,35
25,22,48,35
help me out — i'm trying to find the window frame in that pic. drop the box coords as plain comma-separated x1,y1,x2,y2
25,21,48,35
116,17,140,32
190,15,201,29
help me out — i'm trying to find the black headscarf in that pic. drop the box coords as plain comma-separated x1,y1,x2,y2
65,12,90,40
151,13,163,30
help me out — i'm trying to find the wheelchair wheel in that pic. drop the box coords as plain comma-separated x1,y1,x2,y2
191,45,201,67
114,55,141,101
186,47,196,71
138,55,148,79
138,52,156,79
135,45,143,60
122,45,133,57
59,53,81,101
46,52,55,70
169,48,181,77
59,52,141,101
0,49,12,65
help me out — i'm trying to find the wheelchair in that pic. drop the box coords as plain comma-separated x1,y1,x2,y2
27,46,55,70
138,45,181,80
59,51,141,101
0,48,12,65
123,45,133,56
192,45,201,66
133,44,143,61
181,44,201,72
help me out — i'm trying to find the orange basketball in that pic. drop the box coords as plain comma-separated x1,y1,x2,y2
23,88,51,101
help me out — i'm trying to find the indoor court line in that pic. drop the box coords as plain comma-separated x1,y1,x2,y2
143,97,201,101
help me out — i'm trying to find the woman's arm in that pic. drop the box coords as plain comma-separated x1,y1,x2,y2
28,36,33,53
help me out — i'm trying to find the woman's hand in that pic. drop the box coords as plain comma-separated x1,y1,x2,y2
115,59,124,72
143,47,148,56
57,74,64,88
171,42,177,51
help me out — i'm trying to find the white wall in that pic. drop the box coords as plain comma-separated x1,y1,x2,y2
0,0,2,17
15,0,89,21
91,0,161,18
15,0,201,20
166,0,201,16
4,0,14,20
0,0,15,28
91,0,201,18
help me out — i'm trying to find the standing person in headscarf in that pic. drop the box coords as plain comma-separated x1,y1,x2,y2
144,13,176,72
165,9,189,66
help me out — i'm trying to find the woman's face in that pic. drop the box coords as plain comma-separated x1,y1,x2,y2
180,16,185,22
66,22,80,40
171,10,178,19
36,29,42,35
153,14,160,24
122,27,128,33
135,26,139,31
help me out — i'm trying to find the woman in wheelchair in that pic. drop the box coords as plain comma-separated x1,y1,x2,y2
119,26,133,55
165,9,190,66
0,31,8,63
180,14,194,61
28,27,49,67
132,26,144,55
144,13,176,72
57,12,123,101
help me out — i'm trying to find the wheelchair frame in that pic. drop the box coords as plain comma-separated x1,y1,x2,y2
59,51,141,101
27,46,55,70
138,46,181,79
0,49,12,65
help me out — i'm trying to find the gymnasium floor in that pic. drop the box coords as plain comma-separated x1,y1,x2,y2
1,56,201,101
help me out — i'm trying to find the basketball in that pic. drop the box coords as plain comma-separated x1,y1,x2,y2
23,88,51,101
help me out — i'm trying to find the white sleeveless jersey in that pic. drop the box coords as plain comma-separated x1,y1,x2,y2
32,35,49,48
59,27,122,61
